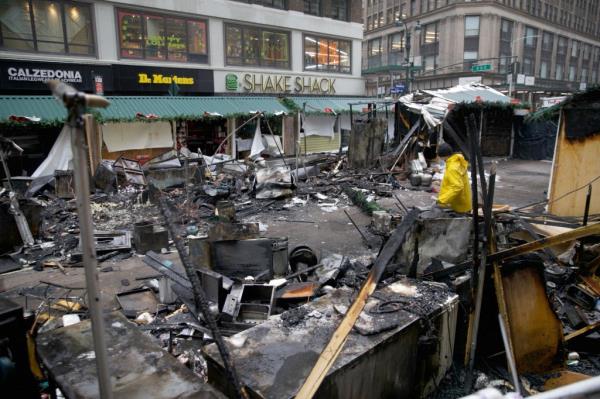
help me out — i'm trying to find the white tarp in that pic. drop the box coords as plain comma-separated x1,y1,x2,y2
250,122,265,158
387,115,395,140
102,122,173,152
262,134,283,156
340,114,352,131
302,115,336,138
32,126,73,177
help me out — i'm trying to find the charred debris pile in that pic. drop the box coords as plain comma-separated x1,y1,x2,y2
1,90,600,398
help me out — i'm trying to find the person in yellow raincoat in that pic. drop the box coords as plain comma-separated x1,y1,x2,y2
436,143,472,213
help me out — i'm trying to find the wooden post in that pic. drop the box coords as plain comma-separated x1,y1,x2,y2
84,114,101,175
227,117,236,158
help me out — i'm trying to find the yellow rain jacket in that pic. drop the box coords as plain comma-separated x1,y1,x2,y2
438,153,472,213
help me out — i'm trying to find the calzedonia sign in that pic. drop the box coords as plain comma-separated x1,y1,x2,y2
0,60,112,93
8,67,83,83
226,73,336,94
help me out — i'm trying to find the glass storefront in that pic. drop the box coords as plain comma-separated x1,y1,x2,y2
225,23,290,69
304,34,351,73
0,0,95,55
118,9,208,63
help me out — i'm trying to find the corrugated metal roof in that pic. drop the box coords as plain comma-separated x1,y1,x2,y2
423,84,509,104
0,96,66,124
0,95,288,125
99,96,288,121
287,97,379,114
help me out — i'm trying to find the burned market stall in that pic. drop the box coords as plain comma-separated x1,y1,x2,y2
512,103,558,161
547,87,600,217
2,82,600,399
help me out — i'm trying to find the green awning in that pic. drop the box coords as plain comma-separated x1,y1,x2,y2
0,95,289,125
99,96,288,122
285,97,379,114
0,96,66,126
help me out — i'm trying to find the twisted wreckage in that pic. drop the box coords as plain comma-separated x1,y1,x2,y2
0,83,599,398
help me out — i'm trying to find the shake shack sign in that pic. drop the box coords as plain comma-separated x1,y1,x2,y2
0,60,112,92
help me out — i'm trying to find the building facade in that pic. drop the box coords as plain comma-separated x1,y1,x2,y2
0,0,364,97
0,0,366,169
362,0,600,103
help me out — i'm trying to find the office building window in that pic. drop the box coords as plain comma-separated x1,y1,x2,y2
388,32,404,64
582,68,588,82
500,18,513,42
499,18,513,74
557,36,567,55
367,37,382,68
389,32,404,52
423,54,436,72
118,9,207,62
304,34,351,73
327,0,347,21
524,26,538,48
569,65,576,81
555,63,564,80
464,15,479,65
0,0,95,55
422,22,439,44
523,57,534,75
225,24,289,69
540,60,548,78
232,0,287,9
464,51,478,61
571,40,579,58
583,43,590,60
464,15,479,37
304,0,320,15
541,31,553,52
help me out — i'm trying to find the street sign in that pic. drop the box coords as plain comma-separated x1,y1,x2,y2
471,64,492,72
525,76,535,86
390,84,405,94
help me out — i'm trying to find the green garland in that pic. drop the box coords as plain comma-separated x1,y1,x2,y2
343,185,385,215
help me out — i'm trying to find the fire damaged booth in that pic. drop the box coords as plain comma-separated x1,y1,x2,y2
547,88,600,217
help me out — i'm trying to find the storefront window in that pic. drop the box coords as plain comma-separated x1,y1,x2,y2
304,35,351,73
65,4,94,55
118,9,208,63
225,23,290,69
0,0,95,55
118,11,143,58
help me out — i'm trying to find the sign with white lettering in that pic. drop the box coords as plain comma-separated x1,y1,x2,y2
0,60,112,92
225,73,337,94
214,70,364,96
113,65,213,94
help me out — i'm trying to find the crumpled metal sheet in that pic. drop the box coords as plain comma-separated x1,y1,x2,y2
255,166,294,199
394,216,471,276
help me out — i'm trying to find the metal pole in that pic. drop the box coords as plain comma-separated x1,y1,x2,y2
464,115,480,387
48,80,113,399
498,314,521,396
343,209,372,249
70,123,114,399
405,29,411,93
583,184,592,226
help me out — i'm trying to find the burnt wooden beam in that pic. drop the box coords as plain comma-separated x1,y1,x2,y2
295,209,420,399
